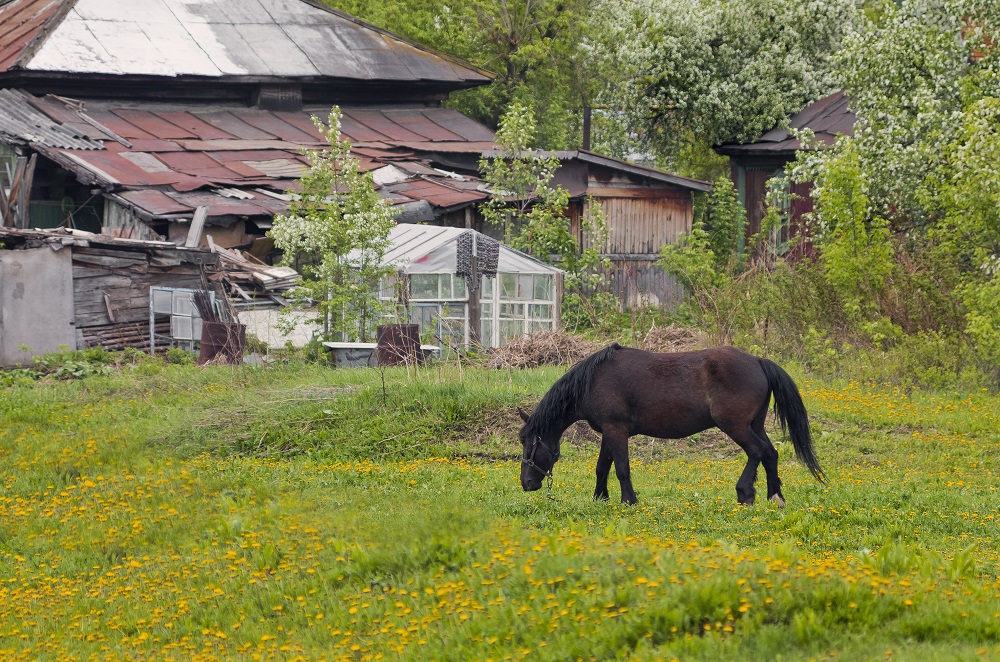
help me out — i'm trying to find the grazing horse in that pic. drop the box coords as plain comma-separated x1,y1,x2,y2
518,344,824,505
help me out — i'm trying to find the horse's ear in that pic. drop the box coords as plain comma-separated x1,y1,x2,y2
517,407,530,424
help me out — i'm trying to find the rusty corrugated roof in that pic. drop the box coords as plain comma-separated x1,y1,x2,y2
716,91,856,156
0,90,494,222
0,87,102,149
0,0,60,72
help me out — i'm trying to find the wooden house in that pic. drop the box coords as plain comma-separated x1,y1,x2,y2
0,0,497,244
0,0,711,360
715,91,856,255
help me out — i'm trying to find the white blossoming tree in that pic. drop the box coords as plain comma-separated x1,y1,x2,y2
268,107,396,342
598,0,857,177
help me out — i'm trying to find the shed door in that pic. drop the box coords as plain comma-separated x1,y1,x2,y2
0,247,76,366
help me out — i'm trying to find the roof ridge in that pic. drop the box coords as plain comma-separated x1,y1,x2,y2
11,0,74,70
294,0,494,82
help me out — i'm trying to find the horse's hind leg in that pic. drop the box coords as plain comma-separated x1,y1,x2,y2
751,419,784,506
594,439,613,501
719,424,764,505
735,455,760,505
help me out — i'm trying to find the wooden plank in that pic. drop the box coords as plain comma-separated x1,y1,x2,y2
72,253,147,268
587,187,687,199
17,154,35,230
184,206,208,248
73,275,134,291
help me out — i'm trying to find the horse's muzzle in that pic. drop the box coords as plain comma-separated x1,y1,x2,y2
522,477,542,492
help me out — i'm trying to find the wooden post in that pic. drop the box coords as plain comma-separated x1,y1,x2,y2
467,232,481,347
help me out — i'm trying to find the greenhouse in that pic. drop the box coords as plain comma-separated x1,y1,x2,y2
379,224,563,350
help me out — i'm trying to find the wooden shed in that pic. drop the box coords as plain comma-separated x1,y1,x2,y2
715,91,857,255
0,228,218,365
553,151,710,307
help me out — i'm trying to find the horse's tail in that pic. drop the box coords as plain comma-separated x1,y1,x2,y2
759,359,825,483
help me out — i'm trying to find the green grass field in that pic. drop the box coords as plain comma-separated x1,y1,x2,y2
1,359,999,660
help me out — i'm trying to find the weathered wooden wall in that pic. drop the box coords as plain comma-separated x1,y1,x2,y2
586,258,683,309
584,195,691,255
581,187,692,308
72,245,214,350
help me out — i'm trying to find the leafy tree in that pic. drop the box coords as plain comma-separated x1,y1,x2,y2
787,0,1000,366
479,103,614,329
704,177,744,269
268,108,396,342
479,102,567,245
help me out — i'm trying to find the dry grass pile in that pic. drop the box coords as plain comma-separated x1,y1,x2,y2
640,324,703,353
485,332,603,369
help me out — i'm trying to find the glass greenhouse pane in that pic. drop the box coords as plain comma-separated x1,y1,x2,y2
533,274,553,300
518,274,533,300
499,303,524,319
500,273,518,300
500,320,524,344
410,274,439,299
529,304,552,320
379,276,398,300
528,320,552,334
440,275,453,299
453,276,467,300
481,275,494,299
480,320,492,347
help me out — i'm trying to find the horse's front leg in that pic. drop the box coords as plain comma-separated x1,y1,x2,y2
594,439,613,501
604,427,637,505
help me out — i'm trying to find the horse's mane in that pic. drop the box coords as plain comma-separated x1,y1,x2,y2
525,343,621,438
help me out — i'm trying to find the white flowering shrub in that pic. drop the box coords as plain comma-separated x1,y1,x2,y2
268,108,396,342
788,0,1000,376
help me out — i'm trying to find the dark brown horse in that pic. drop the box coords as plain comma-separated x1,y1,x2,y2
518,344,824,505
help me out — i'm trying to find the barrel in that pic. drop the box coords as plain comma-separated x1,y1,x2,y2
198,321,247,365
376,324,421,366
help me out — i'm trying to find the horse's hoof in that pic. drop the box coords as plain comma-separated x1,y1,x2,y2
738,499,754,506
769,494,786,507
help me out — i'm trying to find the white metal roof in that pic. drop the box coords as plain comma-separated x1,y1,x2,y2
21,0,491,84
383,224,562,275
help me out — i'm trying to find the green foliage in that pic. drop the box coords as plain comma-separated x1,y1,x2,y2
32,347,119,380
784,0,1000,383
959,268,1000,380
479,102,567,244
810,144,893,321
163,348,196,365
268,107,396,342
704,177,744,270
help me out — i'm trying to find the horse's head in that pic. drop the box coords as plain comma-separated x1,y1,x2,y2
517,406,560,492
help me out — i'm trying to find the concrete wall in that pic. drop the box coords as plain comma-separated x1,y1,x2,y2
238,308,316,350
0,247,77,366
